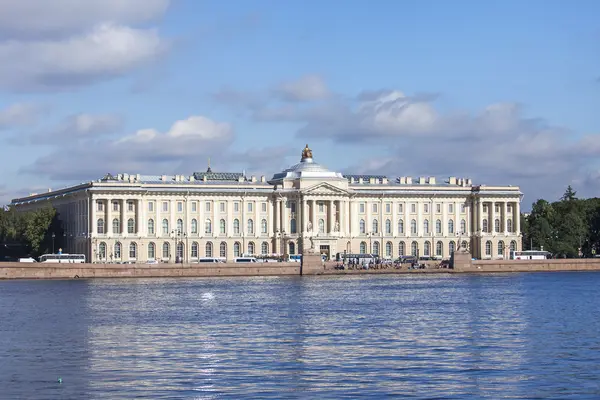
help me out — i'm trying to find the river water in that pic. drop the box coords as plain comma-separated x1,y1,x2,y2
1,272,599,399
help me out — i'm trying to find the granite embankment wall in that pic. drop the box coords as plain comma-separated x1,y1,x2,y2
459,258,600,273
0,262,301,280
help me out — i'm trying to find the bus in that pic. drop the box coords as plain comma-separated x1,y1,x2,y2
287,254,327,262
39,254,86,263
336,253,375,265
510,250,551,260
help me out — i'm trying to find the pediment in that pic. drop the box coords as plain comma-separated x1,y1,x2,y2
302,182,348,195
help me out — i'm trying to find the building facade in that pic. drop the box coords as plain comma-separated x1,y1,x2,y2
11,145,522,262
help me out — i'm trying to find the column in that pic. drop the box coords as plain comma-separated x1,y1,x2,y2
503,201,508,235
268,200,274,235
455,201,460,235
328,200,335,233
442,200,448,237
276,199,281,233
107,198,113,237
155,199,160,238
300,198,306,233
170,200,175,237
491,201,497,234
121,199,126,235
137,198,143,236
344,199,350,236
515,201,521,236
91,199,98,235
478,199,483,232
213,198,218,238
199,198,204,237
311,200,316,231
281,198,287,235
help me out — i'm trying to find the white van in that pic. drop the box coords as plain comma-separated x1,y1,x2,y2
198,257,224,263
18,257,37,263
233,257,257,263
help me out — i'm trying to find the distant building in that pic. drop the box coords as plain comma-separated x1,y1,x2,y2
11,145,522,262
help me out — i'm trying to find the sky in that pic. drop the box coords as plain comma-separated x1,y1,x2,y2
0,0,598,209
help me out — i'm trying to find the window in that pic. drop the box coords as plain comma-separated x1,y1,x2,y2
398,219,404,234
176,242,183,258
318,219,325,233
424,241,431,256
220,242,227,258
97,201,104,212
385,219,391,234
148,202,154,212
205,242,213,257
498,241,505,256
220,202,226,212
97,218,105,234
436,204,441,213
448,204,454,213
485,240,492,256
205,202,211,212
495,205,500,214
372,203,378,213
318,202,324,213
177,219,183,233
359,219,366,234
460,219,466,234
510,240,517,252
247,219,254,234
398,204,403,213
359,203,365,213
248,242,255,255
113,201,119,212
373,241,380,255
128,201,134,212
162,201,168,212
398,241,405,256
385,203,391,213
191,219,198,234
114,242,121,259
162,242,169,259
410,219,417,235
483,205,488,212
289,242,296,255
372,219,378,234
233,219,240,234
507,219,513,233
411,204,416,213
261,219,268,234
290,219,297,234
248,202,253,212
234,242,241,257
177,202,183,212
262,203,267,213
448,219,454,234
424,204,429,213
261,242,269,255
290,202,296,213
360,242,367,254
127,218,135,234
220,219,226,235
436,219,442,234
494,219,501,233
482,219,488,233
423,219,429,234
148,219,154,235
112,218,120,234
385,241,393,257
461,204,466,213
191,202,197,212
129,242,137,259
411,241,418,256
99,242,107,260
205,219,212,234
148,242,155,259
234,202,239,212
436,241,443,257
191,242,199,258
449,241,456,254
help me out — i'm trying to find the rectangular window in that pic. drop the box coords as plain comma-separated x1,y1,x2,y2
318,202,324,213
248,202,253,212
205,202,211,212
483,205,488,212
448,204,454,213
234,202,239,212
191,202,197,212
177,202,183,212
262,202,267,213
290,202,296,213
495,205,500,213
162,201,168,212
220,202,226,212
424,204,429,213
148,202,154,212
398,204,403,213
461,204,466,213
436,204,441,213
411,204,416,213
128,201,134,212
385,203,391,213
113,201,119,212
97,201,104,212
507,205,512,212
359,203,365,213
372,203,378,213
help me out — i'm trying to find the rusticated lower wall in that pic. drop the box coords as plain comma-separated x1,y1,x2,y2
0,262,301,280
460,258,600,273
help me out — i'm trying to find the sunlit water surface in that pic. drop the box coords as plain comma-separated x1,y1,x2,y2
1,272,600,399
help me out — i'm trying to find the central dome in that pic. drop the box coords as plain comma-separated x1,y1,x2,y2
269,144,345,183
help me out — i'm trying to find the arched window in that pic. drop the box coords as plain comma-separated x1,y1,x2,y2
220,242,227,258
289,242,296,255
191,219,198,234
372,219,379,234
248,242,255,255
424,241,431,256
423,219,429,234
448,219,454,234
177,219,183,233
148,242,155,259
460,219,466,234
191,242,199,258
205,219,212,234
147,219,154,235
176,242,183,258
507,219,513,233
114,242,121,259
482,219,488,233
485,240,492,256
410,219,417,235
234,242,241,257
220,219,226,235
205,242,213,257
99,242,107,260
498,240,505,256
129,242,137,259
398,219,404,234
436,241,443,256
261,219,268,234
494,219,501,233
233,219,240,234
373,241,380,255
247,219,254,234
398,241,405,256
318,219,325,233
261,242,269,255
510,240,517,252
461,240,469,250
385,241,393,257
290,218,297,234
97,218,105,234
385,219,392,235
162,242,169,259
162,219,169,234
411,241,418,256
128,218,135,234
360,241,367,254
436,219,442,234
112,218,120,234
449,241,456,254
360,219,366,234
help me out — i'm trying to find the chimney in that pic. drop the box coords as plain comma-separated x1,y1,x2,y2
251,176,257,183
382,177,388,184
369,177,376,184
429,177,436,184
238,176,244,182
449,177,457,185
406,177,412,184
189,175,195,182
136,174,141,181
358,177,364,184
161,175,167,181
260,176,266,183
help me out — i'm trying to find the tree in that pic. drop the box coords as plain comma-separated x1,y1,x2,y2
0,206,56,256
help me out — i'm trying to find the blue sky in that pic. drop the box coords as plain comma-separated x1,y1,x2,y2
0,0,598,208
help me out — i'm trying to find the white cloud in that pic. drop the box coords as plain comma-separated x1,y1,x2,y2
0,103,45,129
273,75,330,102
25,113,124,144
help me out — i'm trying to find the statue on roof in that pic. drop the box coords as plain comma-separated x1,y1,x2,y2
301,144,313,160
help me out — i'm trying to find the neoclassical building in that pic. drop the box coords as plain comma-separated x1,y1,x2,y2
11,145,522,262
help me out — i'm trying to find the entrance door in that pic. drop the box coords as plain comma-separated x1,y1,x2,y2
320,245,330,260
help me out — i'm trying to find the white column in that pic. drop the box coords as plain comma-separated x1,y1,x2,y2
106,198,112,237
213,199,218,238
392,200,397,237
442,200,448,237
121,199,126,235
155,199,160,238
137,198,143,236
478,200,483,232
276,199,281,233
170,200,175,236
503,201,508,235
282,198,288,235
268,200,274,235
366,200,372,234
492,201,497,234
515,201,521,236
91,199,98,235
328,200,335,233
345,199,350,236
455,201,460,236
311,200,316,231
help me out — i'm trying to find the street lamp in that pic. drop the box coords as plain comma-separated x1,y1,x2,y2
51,232,55,254
171,229,187,263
